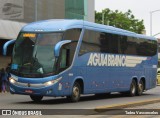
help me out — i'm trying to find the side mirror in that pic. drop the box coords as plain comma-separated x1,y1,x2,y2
3,39,16,56
54,40,71,57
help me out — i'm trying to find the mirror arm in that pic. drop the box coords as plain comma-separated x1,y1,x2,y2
3,39,16,56
54,40,71,57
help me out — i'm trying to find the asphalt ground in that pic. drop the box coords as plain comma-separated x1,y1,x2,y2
1,86,160,118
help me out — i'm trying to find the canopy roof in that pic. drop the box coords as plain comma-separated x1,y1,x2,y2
0,20,26,40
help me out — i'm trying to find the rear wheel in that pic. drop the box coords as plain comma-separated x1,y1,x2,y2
129,80,137,97
136,80,144,96
30,95,43,102
67,82,81,102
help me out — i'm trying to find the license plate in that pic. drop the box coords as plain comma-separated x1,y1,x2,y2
25,90,33,94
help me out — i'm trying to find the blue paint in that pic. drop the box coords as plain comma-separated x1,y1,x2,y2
54,40,71,57
8,19,158,99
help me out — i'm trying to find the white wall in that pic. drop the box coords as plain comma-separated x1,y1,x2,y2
87,0,95,22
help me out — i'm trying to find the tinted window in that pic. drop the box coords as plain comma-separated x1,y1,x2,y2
79,30,101,55
79,29,157,56
63,28,81,41
58,28,81,73
79,30,120,55
119,36,138,55
137,39,157,56
119,37,157,56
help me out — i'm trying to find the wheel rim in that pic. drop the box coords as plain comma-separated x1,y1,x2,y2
131,83,136,94
139,82,143,93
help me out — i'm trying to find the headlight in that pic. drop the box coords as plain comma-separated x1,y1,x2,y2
44,81,53,86
9,77,16,84
44,77,62,86
9,76,18,84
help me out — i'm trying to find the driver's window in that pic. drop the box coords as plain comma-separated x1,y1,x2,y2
60,49,68,69
58,47,70,72
58,42,77,73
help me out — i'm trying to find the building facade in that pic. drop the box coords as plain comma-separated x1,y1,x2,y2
0,0,95,68
0,0,94,23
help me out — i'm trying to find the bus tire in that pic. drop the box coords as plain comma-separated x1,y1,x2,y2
67,82,81,102
136,79,144,96
30,95,43,102
129,79,136,97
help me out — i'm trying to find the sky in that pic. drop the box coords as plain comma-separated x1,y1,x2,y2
95,0,160,37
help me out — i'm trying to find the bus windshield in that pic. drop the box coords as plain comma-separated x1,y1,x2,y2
11,32,63,77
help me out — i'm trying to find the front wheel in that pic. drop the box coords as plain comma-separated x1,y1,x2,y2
30,95,43,102
67,82,81,102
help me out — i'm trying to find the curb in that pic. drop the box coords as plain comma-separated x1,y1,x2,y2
95,98,160,112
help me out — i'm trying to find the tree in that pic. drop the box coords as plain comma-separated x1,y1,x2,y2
95,8,145,34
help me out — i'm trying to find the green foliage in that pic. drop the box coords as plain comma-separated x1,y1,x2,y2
95,8,145,34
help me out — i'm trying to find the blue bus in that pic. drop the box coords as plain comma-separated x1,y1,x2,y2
4,19,158,102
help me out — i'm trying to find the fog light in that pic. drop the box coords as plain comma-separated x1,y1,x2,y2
46,89,52,94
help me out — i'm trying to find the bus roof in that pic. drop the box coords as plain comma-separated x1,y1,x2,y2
22,19,156,40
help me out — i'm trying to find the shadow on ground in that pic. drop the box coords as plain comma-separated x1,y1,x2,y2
14,92,152,105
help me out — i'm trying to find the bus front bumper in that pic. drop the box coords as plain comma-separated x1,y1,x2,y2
9,76,64,97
